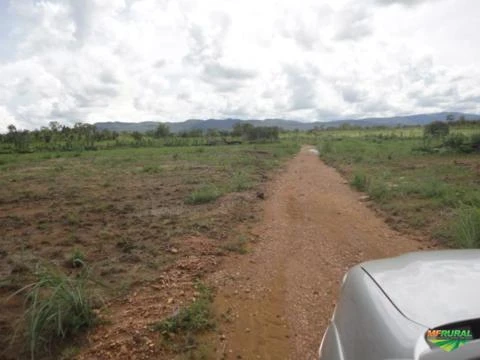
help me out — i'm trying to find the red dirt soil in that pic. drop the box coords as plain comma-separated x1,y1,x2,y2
209,146,431,360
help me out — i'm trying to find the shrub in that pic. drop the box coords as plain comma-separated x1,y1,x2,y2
185,185,221,205
443,133,467,150
17,265,97,358
471,133,480,151
451,207,480,248
424,121,450,138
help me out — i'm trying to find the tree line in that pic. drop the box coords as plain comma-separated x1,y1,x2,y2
0,121,281,153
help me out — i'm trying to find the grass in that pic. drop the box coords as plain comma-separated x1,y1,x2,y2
153,283,215,353
16,264,98,359
229,171,253,192
185,185,221,205
450,207,480,248
221,235,249,254
350,172,368,191
316,130,480,245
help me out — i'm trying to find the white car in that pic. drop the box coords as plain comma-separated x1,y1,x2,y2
319,250,480,360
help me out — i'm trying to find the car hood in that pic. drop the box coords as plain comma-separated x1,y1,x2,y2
361,250,480,329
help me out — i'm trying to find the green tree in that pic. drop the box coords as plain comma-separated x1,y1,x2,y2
424,121,450,138
154,123,170,138
6,124,31,152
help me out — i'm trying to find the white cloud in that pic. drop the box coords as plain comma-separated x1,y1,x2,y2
0,0,479,130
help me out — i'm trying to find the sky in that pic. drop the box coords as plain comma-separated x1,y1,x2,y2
0,0,479,130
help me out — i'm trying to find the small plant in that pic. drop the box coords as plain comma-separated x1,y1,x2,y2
16,265,97,359
230,172,252,192
153,283,215,350
68,248,85,268
185,185,221,205
350,172,368,191
451,207,480,248
221,235,248,254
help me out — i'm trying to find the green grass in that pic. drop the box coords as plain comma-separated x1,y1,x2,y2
229,171,253,192
350,172,368,191
153,284,215,337
16,265,98,359
315,131,480,245
450,207,480,248
185,185,221,205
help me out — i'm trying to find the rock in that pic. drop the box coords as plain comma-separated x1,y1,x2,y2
169,247,178,254
256,191,265,200
220,334,226,341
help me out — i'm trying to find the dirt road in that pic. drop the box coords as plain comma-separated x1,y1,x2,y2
210,146,426,360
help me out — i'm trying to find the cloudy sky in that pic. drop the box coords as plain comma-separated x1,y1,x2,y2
0,0,479,129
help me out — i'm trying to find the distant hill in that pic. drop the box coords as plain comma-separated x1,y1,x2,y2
94,112,480,133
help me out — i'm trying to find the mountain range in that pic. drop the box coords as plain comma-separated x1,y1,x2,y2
94,112,480,133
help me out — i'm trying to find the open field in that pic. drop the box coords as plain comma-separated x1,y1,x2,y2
0,142,299,359
315,128,480,248
2,121,480,359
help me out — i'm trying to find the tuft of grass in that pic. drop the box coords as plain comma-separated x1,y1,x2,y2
16,265,98,359
321,141,333,154
185,185,221,205
221,235,248,254
229,171,253,192
141,165,163,174
451,207,480,248
153,283,214,335
350,172,368,191
367,180,391,203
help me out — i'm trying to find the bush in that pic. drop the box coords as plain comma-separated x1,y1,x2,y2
471,133,480,150
451,207,480,248
424,121,450,138
443,133,467,150
185,185,221,205
17,265,97,358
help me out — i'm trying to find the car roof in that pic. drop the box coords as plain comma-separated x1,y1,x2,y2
361,250,480,329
